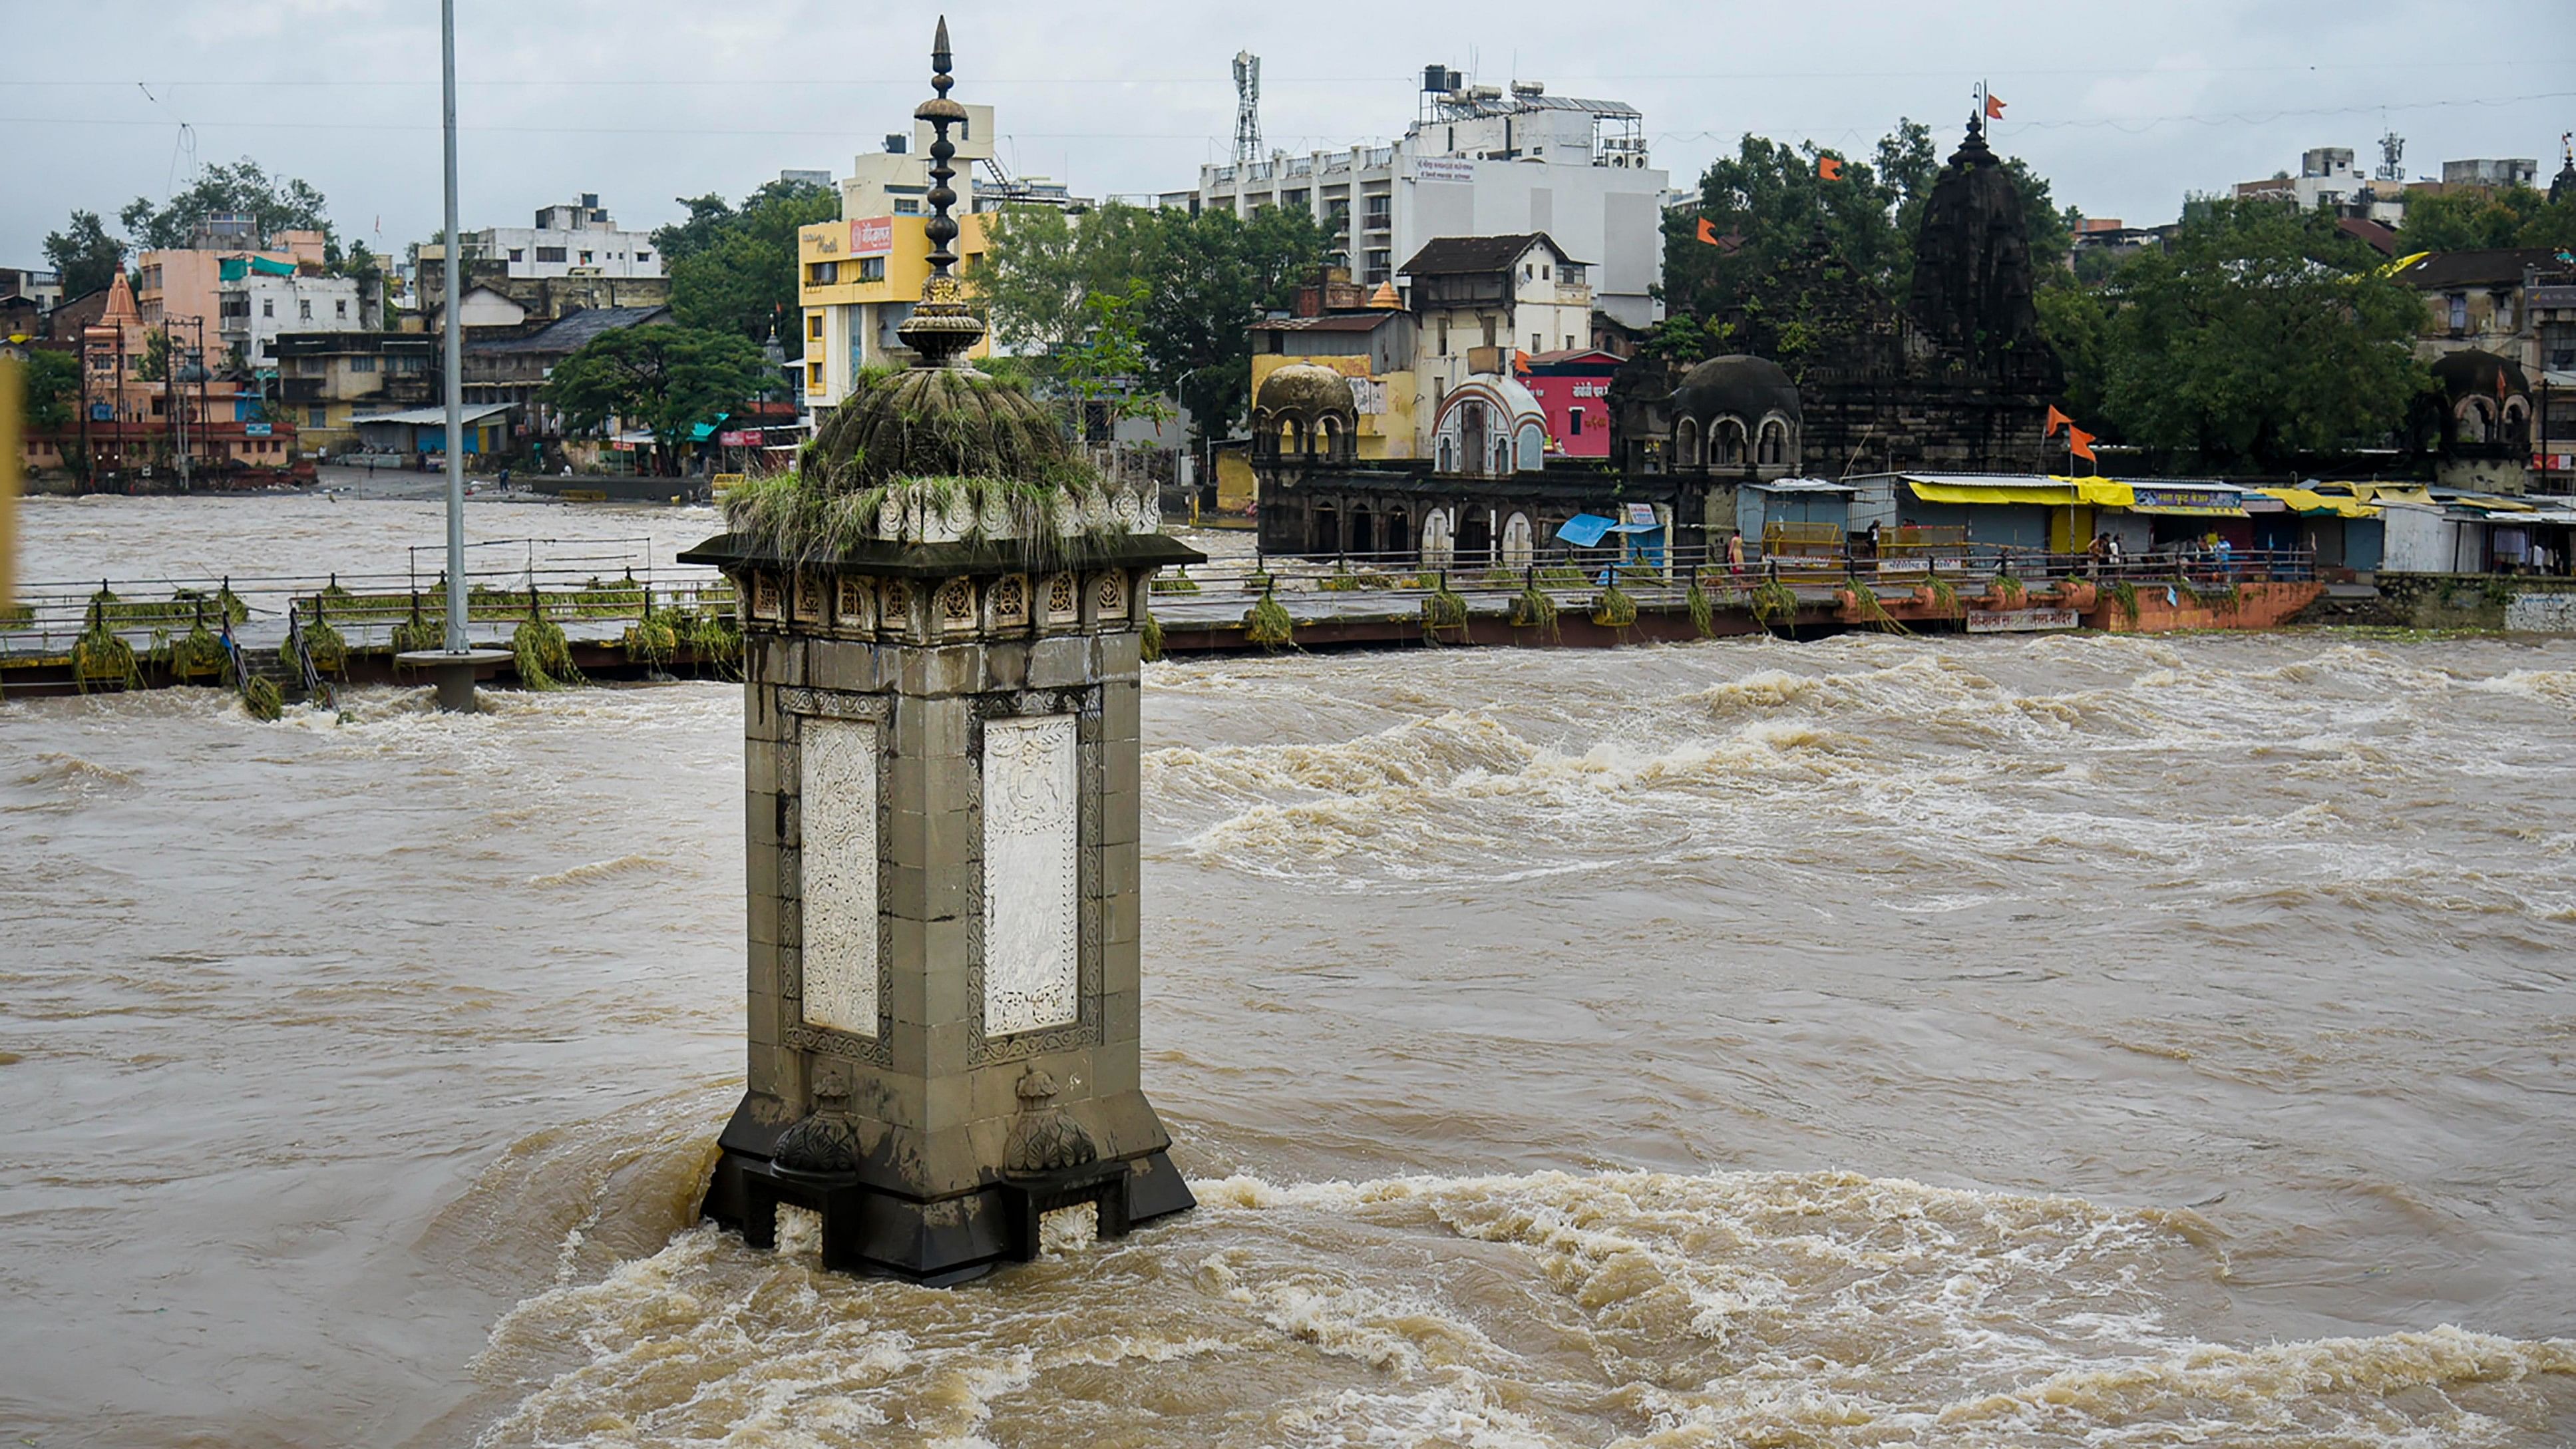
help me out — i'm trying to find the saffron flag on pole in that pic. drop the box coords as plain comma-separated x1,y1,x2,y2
1696,217,1720,244
2044,405,2073,438
2068,426,2098,464
1817,155,1845,182
1986,92,2006,120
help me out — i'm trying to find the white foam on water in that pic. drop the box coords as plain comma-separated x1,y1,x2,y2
464,1166,2576,1448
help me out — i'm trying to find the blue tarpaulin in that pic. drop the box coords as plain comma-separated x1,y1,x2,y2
1557,513,1662,547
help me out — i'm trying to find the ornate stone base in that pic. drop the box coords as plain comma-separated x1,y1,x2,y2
700,1099,1194,1283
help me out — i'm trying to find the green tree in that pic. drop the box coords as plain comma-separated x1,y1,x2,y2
2034,277,2111,426
120,158,335,256
21,349,85,434
661,178,841,343
43,210,127,298
1660,122,2074,357
980,200,1158,359
1132,205,1328,446
2399,186,2576,252
1062,282,1173,431
2103,199,2428,470
540,324,775,476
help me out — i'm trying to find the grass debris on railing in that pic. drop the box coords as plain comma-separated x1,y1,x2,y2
1926,574,1960,617
73,613,140,692
513,616,579,690
574,576,651,618
242,674,284,722
1419,578,1470,640
1844,580,1909,635
1140,601,1165,663
1148,574,1200,594
1510,582,1559,634
2104,579,2140,626
1749,577,1799,630
170,622,229,682
625,606,680,666
1990,572,2027,604
1686,577,1716,638
1591,582,1638,630
1244,592,1296,650
302,614,348,674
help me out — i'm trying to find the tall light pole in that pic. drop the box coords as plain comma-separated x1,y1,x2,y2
440,0,466,654
400,0,506,709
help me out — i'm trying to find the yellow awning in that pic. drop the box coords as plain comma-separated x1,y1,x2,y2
2254,487,2381,519
1906,480,2077,507
2072,479,2135,509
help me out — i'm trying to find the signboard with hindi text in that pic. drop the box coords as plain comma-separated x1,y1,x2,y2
1967,608,2079,634
850,217,894,256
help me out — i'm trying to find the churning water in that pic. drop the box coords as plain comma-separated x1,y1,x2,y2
3,498,2573,1446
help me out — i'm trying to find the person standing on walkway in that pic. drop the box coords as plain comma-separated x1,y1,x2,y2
1726,530,1746,589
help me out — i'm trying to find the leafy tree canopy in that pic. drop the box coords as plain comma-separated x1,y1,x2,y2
2398,186,2576,253
979,201,1326,444
2101,199,2427,471
43,210,127,299
540,323,776,475
120,158,337,259
1656,120,2074,367
20,349,85,434
660,178,840,343
1131,204,1328,445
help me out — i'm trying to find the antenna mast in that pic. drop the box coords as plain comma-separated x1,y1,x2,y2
2377,127,2406,184
1232,51,1262,164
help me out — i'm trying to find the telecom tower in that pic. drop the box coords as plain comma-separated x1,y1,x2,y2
2377,128,2406,184
1232,51,1262,164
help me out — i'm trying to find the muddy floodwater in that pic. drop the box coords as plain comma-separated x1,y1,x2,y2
2,497,2573,1446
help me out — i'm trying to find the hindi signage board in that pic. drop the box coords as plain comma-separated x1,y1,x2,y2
1966,608,2078,633
850,216,895,257
1415,156,1475,185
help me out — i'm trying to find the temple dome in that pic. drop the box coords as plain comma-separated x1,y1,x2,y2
1671,353,1801,425
1255,363,1356,419
801,366,1067,495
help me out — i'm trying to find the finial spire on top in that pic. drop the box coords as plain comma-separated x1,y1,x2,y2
898,13,987,368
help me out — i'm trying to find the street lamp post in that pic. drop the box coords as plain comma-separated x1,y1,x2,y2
398,0,508,709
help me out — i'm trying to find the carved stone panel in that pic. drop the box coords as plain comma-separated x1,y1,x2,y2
799,715,881,1037
980,714,1079,1036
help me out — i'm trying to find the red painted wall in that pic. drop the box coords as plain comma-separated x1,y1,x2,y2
1518,353,1620,459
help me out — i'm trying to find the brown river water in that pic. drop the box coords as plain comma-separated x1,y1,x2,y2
3,497,2573,1446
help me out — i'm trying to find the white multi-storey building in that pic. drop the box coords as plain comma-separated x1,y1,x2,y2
217,267,367,367
1166,72,1669,327
464,194,663,280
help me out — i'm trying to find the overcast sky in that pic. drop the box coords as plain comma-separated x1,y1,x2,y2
8,0,2571,267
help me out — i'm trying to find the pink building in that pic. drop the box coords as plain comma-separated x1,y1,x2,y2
1516,348,1623,459
136,228,328,342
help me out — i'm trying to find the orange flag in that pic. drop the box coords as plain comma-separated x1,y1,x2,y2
1696,217,1720,244
2044,405,2072,438
1985,93,2007,120
1817,156,1845,182
2068,425,2098,464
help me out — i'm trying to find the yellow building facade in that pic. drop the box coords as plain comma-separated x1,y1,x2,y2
797,212,991,407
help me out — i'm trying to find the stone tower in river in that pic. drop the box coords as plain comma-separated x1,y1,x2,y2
682,17,1202,1283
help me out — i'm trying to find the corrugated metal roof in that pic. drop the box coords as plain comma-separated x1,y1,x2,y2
1254,314,1399,332
470,306,671,355
352,403,517,426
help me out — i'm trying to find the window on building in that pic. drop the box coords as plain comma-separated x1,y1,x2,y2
807,361,824,391
299,299,312,319
1569,407,1584,436
1564,335,1574,349
580,251,594,265
351,355,376,372
808,313,823,341
2448,294,2468,333
1532,333,1542,353
309,406,327,427
637,250,651,262
509,248,524,263
1481,315,1497,347
808,261,839,285
894,199,922,215
336,299,348,318
536,246,567,263
1436,317,1447,354
858,257,886,283
262,298,274,317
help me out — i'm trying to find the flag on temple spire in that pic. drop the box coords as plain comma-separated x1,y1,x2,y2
2045,405,2073,437
1986,91,2007,120
1817,155,1845,181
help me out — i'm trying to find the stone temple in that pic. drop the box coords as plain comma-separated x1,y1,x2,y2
681,19,1201,1283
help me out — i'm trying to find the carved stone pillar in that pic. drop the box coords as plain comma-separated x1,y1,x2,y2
682,497,1201,1283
